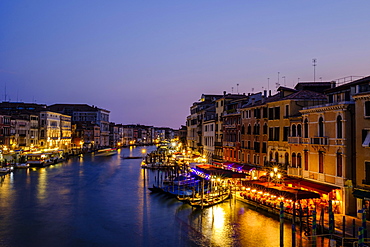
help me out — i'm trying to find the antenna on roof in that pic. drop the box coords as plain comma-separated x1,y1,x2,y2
282,76,286,86
236,83,239,94
231,87,234,94
267,78,270,92
278,72,280,85
312,58,317,82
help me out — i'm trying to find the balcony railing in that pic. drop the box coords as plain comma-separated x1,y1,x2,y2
214,142,222,147
288,136,302,144
287,167,302,177
311,137,328,145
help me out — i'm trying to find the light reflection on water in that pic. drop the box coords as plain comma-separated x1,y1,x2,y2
0,146,302,247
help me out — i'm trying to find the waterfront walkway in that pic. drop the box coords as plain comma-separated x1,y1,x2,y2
235,193,368,243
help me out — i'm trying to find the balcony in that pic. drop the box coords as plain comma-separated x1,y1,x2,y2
334,138,346,146
214,142,222,147
288,136,302,144
287,167,302,177
223,142,235,147
311,137,328,145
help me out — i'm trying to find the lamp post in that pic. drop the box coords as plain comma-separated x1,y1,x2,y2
270,167,282,186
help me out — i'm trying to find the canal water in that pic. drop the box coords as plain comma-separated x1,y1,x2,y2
0,146,298,247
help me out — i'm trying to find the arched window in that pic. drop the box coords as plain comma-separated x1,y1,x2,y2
337,152,343,177
263,123,268,134
297,153,302,168
304,150,308,171
337,115,343,138
292,153,297,167
241,125,245,135
297,124,302,137
304,118,309,138
269,151,273,161
247,124,251,135
292,124,297,137
318,117,324,137
275,152,279,163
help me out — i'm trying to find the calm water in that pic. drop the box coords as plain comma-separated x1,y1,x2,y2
0,146,296,247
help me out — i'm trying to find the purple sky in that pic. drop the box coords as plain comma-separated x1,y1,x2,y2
1,1,370,129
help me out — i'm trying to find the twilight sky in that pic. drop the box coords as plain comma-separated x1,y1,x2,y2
1,1,370,129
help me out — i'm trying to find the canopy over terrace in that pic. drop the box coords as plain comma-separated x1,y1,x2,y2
283,177,340,195
242,180,321,201
194,164,246,178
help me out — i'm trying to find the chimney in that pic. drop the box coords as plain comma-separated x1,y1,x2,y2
264,90,267,98
223,91,226,95
269,90,272,97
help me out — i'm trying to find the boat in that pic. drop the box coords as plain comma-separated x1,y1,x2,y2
0,167,11,174
26,153,54,167
14,163,30,169
95,148,118,157
148,185,163,193
189,192,230,208
121,155,142,159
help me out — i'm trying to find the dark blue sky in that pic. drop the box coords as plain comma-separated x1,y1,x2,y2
1,1,370,128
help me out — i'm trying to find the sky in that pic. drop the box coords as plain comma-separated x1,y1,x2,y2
1,1,370,129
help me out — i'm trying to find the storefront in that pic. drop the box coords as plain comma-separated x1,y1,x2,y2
353,189,370,220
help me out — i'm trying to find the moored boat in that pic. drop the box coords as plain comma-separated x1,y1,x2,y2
0,167,11,174
95,148,118,157
26,153,54,167
189,192,230,208
14,163,30,169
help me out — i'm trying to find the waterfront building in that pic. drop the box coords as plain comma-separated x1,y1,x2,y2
222,96,248,163
186,94,223,155
39,111,71,150
0,114,11,150
213,93,247,164
240,92,267,166
202,106,216,162
350,76,370,216
48,104,110,148
10,116,31,149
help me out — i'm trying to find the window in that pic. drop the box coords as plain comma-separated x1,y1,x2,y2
262,142,267,153
285,105,289,118
318,117,324,137
337,153,343,177
292,153,297,168
304,151,309,171
241,125,245,134
268,108,274,120
247,125,251,135
365,101,370,117
292,124,297,137
297,124,302,137
263,123,268,135
304,119,309,138
336,115,343,138
297,153,302,168
319,151,324,173
285,152,289,166
283,127,289,141
275,152,279,163
275,107,280,119
366,162,370,184
274,127,280,141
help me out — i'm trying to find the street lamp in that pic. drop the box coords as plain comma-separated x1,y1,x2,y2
269,167,282,186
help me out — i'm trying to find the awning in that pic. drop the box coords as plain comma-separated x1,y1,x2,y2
284,177,340,194
353,189,370,200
